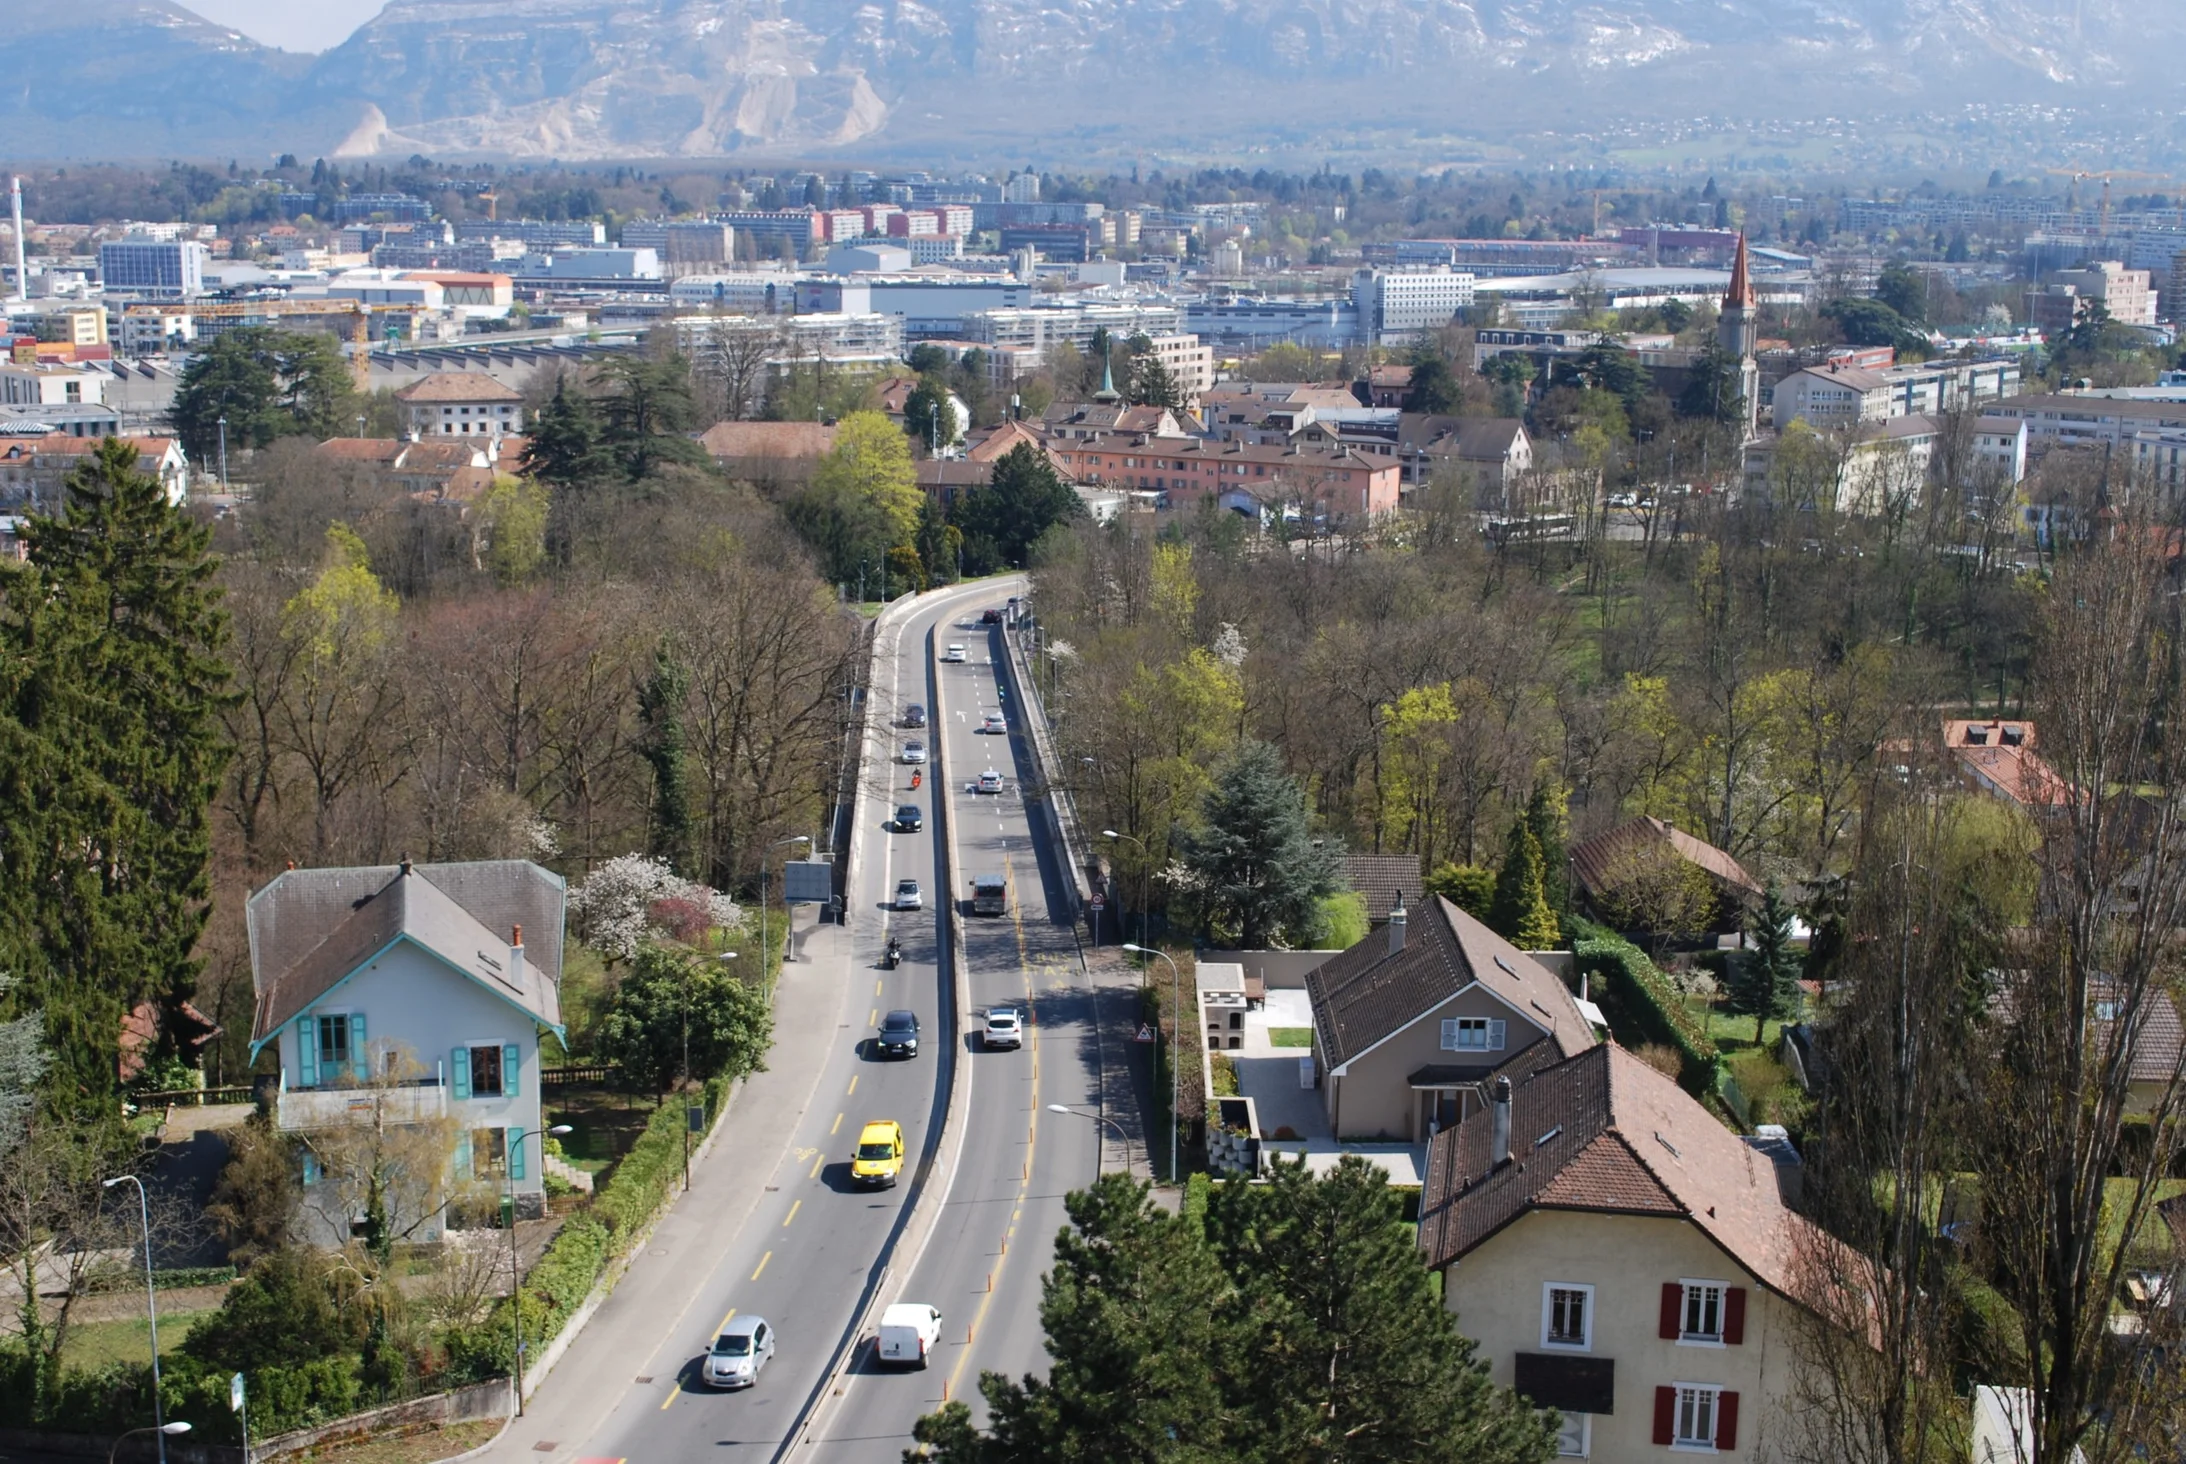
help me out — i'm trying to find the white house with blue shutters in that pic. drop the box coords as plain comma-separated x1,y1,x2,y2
248,859,568,1237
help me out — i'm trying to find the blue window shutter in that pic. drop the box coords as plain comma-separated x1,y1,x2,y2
509,1128,526,1182
297,1018,318,1087
455,1131,473,1181
351,1014,369,1081
503,1043,521,1099
301,1151,320,1187
452,1047,471,1101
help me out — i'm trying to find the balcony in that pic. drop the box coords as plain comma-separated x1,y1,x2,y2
277,1081,447,1131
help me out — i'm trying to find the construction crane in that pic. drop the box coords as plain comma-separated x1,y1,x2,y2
2045,168,2176,231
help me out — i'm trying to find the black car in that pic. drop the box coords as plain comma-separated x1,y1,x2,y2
894,804,922,832
877,1009,921,1058
980,607,1003,624
903,703,928,728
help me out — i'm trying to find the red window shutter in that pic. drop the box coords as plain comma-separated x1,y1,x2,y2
1724,1287,1747,1345
1715,1390,1740,1451
1660,1281,1684,1339
1653,1386,1676,1446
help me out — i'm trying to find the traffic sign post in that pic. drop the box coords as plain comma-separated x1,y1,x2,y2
230,1372,248,1464
1134,1024,1156,1043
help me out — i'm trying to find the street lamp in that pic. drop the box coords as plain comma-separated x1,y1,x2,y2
1047,1104,1135,1180
505,1124,574,1417
109,1422,190,1464
1123,943,1181,1184
761,836,810,969
216,415,228,489
1102,831,1150,952
101,1175,171,1464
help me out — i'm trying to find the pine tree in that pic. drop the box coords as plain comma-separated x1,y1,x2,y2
1179,741,1341,948
636,639,691,877
1732,883,1803,1044
0,438,232,1104
523,379,614,487
1488,819,1560,949
1523,780,1569,919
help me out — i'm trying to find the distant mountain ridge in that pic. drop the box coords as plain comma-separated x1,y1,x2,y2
2,0,2180,159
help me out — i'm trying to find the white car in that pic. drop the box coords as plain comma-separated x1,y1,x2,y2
983,1008,1024,1050
895,878,924,910
981,713,1007,734
975,769,1005,794
942,643,967,663
902,741,926,764
877,1303,943,1369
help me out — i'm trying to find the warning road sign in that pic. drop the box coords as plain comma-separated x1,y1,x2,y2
1134,1024,1156,1043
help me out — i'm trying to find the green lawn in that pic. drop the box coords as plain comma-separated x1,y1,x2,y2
61,1310,210,1370
1266,1027,1314,1048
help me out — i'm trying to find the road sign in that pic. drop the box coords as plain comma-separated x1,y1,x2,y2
1134,1024,1156,1043
686,1104,707,1134
1089,895,1106,910
783,858,833,905
230,1372,245,1413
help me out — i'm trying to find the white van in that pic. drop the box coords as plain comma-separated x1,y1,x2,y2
876,1302,943,1368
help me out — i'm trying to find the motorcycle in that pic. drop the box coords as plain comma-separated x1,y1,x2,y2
910,770,922,790
884,938,902,969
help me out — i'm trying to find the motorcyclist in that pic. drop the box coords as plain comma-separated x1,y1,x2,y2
885,934,902,967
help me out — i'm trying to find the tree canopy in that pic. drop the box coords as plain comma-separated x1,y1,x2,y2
1178,740,1341,948
597,943,774,1096
168,327,357,464
952,442,1084,573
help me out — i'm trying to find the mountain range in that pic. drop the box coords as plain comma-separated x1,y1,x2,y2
4,0,2182,161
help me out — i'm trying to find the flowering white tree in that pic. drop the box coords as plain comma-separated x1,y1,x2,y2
568,853,743,961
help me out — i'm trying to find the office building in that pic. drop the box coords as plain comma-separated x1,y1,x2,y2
1351,268,1477,345
99,238,207,300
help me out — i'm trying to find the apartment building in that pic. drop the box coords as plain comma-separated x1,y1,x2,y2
1771,357,2020,429
1042,432,1401,518
99,238,208,300
1136,333,1216,407
2026,261,2158,332
1983,392,2186,498
0,360,107,408
1352,267,1478,345
394,371,525,440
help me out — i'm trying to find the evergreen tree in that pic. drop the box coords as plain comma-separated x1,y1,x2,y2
521,379,614,488
1488,819,1560,949
950,442,1084,573
0,439,232,1104
165,328,286,464
1523,780,1569,919
903,374,960,450
636,639,692,876
1732,883,1803,1043
1178,740,1340,948
1125,353,1184,412
1402,353,1461,415
596,355,708,480
914,1165,1556,1464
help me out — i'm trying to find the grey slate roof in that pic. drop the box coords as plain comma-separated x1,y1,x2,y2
1306,894,1594,1074
248,860,566,1046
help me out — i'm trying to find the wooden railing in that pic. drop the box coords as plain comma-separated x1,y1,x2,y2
541,1063,621,1087
134,1085,254,1108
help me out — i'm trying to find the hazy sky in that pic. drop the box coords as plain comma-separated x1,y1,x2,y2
184,0,385,52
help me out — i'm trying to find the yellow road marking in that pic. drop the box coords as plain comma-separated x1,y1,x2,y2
830,1112,843,1135
717,1308,738,1334
659,1388,677,1410
783,1199,802,1227
846,1075,857,1096
870,1008,878,1025
751,1251,771,1280
875,979,883,995
810,1151,825,1178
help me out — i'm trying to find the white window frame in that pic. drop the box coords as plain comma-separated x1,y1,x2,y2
1555,1410,1590,1457
1679,1279,1729,1346
1440,1016,1504,1052
1540,1281,1593,1351
1670,1383,1722,1451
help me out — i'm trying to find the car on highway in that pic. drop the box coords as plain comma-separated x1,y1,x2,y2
877,1303,943,1368
980,607,1003,624
902,704,927,728
894,877,923,910
851,1120,905,1187
876,1009,921,1058
942,643,967,663
975,769,1004,794
702,1315,775,1388
980,713,1007,734
983,1007,1024,1050
893,804,922,833
901,740,926,764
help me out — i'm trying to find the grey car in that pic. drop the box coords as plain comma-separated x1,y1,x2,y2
703,1315,775,1389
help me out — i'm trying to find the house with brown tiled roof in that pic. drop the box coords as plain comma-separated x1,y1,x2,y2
1943,719,2076,807
393,371,524,440
1569,816,1762,934
1342,853,1420,925
1306,895,1598,1143
1418,1042,1864,1459
0,434,190,508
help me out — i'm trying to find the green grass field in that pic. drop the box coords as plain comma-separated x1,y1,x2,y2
1266,1027,1314,1048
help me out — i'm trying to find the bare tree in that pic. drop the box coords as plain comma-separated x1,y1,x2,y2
295,1040,470,1266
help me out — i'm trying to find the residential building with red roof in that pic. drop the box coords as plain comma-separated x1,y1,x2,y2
393,371,525,439
0,433,188,506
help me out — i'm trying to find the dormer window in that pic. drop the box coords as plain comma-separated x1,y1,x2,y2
1965,727,1988,745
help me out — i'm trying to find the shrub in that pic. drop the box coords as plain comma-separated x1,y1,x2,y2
1572,918,1721,1095
1210,1054,1239,1097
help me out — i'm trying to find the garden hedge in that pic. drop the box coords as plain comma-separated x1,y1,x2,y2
1570,919,1722,1096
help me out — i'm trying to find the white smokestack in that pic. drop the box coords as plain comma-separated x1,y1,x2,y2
10,178,26,304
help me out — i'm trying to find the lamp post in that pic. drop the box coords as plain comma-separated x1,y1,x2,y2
1102,831,1149,953
1123,944,1180,1184
216,415,228,489
1047,1104,1135,1180
101,1175,170,1464
109,1422,189,1464
505,1124,573,1417
761,836,811,971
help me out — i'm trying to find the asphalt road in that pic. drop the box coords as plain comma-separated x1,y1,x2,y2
803,600,1108,1460
490,575,1120,1464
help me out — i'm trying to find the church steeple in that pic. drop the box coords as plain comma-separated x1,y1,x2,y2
1718,231,1759,361
1093,338,1121,404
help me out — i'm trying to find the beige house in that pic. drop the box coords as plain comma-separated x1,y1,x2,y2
394,371,525,439
1305,896,1597,1143
1419,1042,1858,1460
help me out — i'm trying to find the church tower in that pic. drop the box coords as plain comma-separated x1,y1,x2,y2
1717,232,1762,441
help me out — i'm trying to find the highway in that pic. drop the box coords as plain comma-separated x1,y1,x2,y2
493,575,1117,1464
